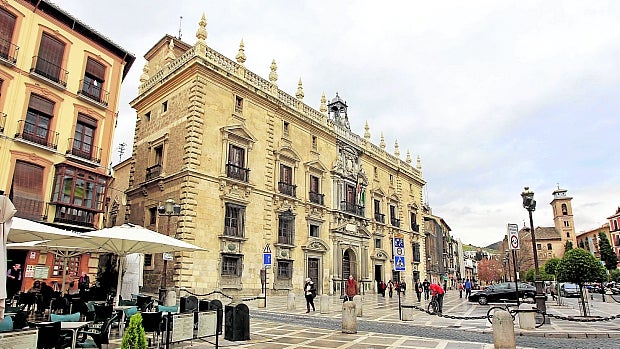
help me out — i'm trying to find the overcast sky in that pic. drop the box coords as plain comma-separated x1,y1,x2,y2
57,0,620,247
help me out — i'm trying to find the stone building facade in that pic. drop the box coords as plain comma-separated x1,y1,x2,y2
125,15,427,296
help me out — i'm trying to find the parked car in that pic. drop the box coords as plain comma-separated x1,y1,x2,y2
560,283,580,297
467,282,537,305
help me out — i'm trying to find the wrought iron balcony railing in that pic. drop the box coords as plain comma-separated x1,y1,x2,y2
0,37,18,65
0,112,6,133
340,201,365,217
31,56,68,87
66,138,102,163
226,163,250,182
391,218,401,227
411,223,420,232
309,191,324,205
374,212,385,223
15,120,58,149
78,79,109,106
278,181,296,197
146,164,162,181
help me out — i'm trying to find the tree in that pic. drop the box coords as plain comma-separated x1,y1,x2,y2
544,258,561,276
556,248,607,316
598,232,618,270
564,241,573,253
121,312,147,349
524,268,552,282
610,269,620,283
477,258,504,283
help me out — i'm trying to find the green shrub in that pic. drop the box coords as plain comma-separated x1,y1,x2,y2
121,312,147,349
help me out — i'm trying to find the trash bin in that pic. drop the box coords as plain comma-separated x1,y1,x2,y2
208,299,223,335
224,303,250,341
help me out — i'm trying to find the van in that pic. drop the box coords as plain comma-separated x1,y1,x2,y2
560,283,580,298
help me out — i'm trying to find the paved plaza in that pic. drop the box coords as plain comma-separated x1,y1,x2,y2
103,291,620,348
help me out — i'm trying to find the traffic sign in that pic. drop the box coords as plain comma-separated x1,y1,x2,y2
394,256,405,271
263,244,272,266
507,223,520,250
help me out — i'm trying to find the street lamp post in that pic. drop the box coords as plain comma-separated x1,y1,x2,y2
521,187,546,313
158,198,181,302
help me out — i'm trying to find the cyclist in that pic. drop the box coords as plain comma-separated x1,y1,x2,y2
429,282,445,314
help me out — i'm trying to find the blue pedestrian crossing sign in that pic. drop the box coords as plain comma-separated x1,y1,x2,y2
263,244,272,267
394,256,405,271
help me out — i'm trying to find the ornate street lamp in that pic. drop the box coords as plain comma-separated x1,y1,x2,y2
521,187,546,313
158,198,181,302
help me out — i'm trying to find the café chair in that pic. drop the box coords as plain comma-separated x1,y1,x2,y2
141,311,163,349
32,321,72,349
76,312,118,349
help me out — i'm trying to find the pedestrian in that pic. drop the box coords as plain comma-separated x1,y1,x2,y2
464,278,472,299
6,263,22,299
422,278,430,300
387,280,394,298
379,280,386,297
304,278,316,313
414,280,423,302
458,281,464,298
345,275,358,301
430,282,445,314
78,272,90,292
400,280,407,296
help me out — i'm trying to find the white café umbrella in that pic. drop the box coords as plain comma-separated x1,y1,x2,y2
0,195,18,318
80,223,205,304
7,217,83,244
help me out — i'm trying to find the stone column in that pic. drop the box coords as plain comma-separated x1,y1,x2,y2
493,309,516,349
320,294,329,314
341,301,357,334
287,292,296,311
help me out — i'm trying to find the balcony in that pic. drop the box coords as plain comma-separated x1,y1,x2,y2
67,138,102,163
278,233,294,246
390,218,401,227
226,163,250,182
278,181,297,197
30,56,68,87
51,203,97,228
223,225,244,238
309,191,324,205
77,79,109,107
15,120,59,149
0,112,6,133
145,164,162,181
340,201,365,217
0,38,18,65
411,223,420,232
374,212,385,223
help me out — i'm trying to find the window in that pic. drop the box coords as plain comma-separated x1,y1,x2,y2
145,112,151,122
561,204,568,215
566,232,570,238
51,164,108,227
537,243,541,250
389,205,400,227
278,164,296,196
309,175,323,205
564,221,570,227
389,174,394,185
413,243,421,262
23,94,54,146
34,33,66,85
221,255,242,276
235,96,243,113
162,101,168,113
148,207,157,225
144,254,153,267
373,199,384,223
373,166,377,178
10,161,44,220
71,114,97,161
278,210,295,245
226,144,248,181
309,224,319,238
547,243,552,250
147,144,164,180
0,8,16,63
312,135,317,149
224,203,245,237
283,121,289,135
375,238,381,249
410,212,419,231
277,260,292,279
81,58,106,103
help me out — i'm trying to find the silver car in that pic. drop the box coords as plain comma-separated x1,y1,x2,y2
560,283,580,297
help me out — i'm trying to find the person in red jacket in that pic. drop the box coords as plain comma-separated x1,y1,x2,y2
429,282,445,314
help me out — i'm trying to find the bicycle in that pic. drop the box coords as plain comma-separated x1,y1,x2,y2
427,295,440,315
486,300,545,328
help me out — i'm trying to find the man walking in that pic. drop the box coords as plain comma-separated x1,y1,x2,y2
464,278,472,299
422,279,431,300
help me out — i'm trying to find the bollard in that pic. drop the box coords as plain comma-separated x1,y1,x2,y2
258,293,266,308
320,294,329,314
401,306,414,321
287,292,296,311
352,295,363,317
342,301,357,334
164,289,177,307
517,304,536,330
492,309,516,349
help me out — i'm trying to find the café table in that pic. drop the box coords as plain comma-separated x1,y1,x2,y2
113,305,135,336
61,321,90,349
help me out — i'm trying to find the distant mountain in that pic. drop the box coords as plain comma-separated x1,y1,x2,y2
485,241,502,251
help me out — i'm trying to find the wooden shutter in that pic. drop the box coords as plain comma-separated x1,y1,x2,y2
39,33,65,66
0,8,16,43
28,94,54,115
85,58,105,81
11,161,44,220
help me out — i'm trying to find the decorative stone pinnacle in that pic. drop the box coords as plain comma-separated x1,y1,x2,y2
364,121,370,140
380,133,386,149
139,62,150,83
406,150,412,164
394,140,400,157
417,155,422,170
236,39,246,65
320,92,327,114
196,13,208,42
296,78,304,100
269,59,278,83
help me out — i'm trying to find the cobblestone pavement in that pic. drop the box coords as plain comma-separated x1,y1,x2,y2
104,291,620,348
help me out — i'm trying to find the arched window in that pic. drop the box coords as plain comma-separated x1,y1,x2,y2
561,203,568,215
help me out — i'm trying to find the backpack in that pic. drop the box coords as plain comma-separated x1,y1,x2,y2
310,283,317,298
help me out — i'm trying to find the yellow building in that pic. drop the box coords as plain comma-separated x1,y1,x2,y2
126,15,426,296
576,224,612,260
0,0,134,291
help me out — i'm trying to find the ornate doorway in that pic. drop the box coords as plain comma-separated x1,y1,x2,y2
342,248,357,279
